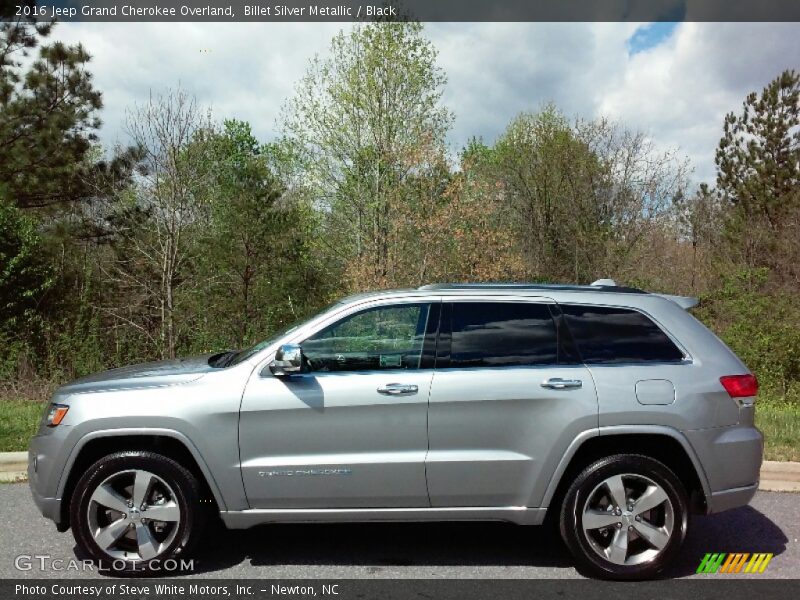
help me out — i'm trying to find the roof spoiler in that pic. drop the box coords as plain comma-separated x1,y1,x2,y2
590,279,698,309
655,294,699,310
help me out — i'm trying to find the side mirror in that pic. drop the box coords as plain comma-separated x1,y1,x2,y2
269,344,305,376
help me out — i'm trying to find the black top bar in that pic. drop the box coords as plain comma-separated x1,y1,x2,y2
4,0,800,23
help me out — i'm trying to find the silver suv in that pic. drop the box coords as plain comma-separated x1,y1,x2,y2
28,281,763,579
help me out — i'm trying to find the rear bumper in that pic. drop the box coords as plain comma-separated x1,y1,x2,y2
707,482,759,514
683,424,763,514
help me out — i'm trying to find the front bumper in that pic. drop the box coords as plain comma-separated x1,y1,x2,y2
28,477,62,525
28,430,71,528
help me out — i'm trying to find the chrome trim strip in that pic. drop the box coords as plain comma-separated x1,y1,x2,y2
220,506,546,528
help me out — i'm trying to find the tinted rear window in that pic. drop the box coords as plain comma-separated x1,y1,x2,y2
560,305,684,364
448,302,560,368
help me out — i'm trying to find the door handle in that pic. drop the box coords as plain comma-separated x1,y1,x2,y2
541,378,583,390
377,383,419,396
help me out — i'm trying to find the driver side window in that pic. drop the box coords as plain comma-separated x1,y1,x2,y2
301,303,431,372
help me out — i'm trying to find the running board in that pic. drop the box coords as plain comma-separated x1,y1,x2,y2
220,506,546,528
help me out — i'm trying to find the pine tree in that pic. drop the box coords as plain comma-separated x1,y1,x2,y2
0,14,103,210
715,69,800,230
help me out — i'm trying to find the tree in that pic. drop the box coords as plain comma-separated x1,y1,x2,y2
715,70,800,277
0,11,104,211
489,107,606,281
281,21,453,288
716,69,800,229
480,107,689,284
189,121,325,350
407,142,528,284
108,88,213,359
0,8,142,380
0,190,52,340
673,183,724,292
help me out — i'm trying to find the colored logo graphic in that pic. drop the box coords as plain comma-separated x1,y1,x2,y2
696,553,773,574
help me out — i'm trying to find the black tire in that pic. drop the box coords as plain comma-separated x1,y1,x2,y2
559,454,688,580
70,451,207,575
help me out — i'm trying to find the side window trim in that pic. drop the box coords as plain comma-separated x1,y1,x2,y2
547,303,583,365
420,301,442,370
435,301,452,369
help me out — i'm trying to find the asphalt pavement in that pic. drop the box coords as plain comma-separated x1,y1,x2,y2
0,484,797,579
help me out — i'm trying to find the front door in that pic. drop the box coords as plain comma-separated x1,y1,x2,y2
239,301,438,509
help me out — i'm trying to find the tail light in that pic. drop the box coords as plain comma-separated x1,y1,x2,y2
719,374,758,399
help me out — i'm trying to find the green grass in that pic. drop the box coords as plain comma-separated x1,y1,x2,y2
0,397,798,462
0,400,46,452
756,400,800,462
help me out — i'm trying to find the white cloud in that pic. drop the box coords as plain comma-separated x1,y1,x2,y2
429,23,638,149
597,22,800,183
53,22,348,147
51,21,800,187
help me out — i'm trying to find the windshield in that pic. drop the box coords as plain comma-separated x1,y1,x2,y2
224,302,342,367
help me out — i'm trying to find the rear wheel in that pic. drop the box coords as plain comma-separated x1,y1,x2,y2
70,451,206,574
559,454,688,580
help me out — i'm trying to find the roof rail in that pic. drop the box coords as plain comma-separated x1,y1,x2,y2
417,282,647,294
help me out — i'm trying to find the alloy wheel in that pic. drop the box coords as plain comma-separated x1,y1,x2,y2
87,469,181,562
581,473,675,566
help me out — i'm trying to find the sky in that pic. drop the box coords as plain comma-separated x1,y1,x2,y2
49,21,800,187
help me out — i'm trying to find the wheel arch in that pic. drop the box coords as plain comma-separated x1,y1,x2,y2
542,426,711,518
58,428,226,530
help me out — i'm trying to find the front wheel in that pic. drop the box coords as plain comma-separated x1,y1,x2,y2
559,454,688,580
70,451,206,574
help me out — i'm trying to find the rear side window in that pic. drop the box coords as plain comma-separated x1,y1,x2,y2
560,305,684,364
447,302,562,368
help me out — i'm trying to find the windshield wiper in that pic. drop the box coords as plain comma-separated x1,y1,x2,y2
208,350,237,368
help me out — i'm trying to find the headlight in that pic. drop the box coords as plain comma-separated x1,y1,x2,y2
44,404,69,427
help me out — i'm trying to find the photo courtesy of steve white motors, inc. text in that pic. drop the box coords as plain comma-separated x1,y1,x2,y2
14,583,339,597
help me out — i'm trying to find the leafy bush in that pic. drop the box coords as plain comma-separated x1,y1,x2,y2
694,268,800,400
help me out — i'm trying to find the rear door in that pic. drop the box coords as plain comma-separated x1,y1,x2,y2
558,304,696,427
425,298,598,508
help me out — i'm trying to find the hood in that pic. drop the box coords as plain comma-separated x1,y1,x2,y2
56,354,218,395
